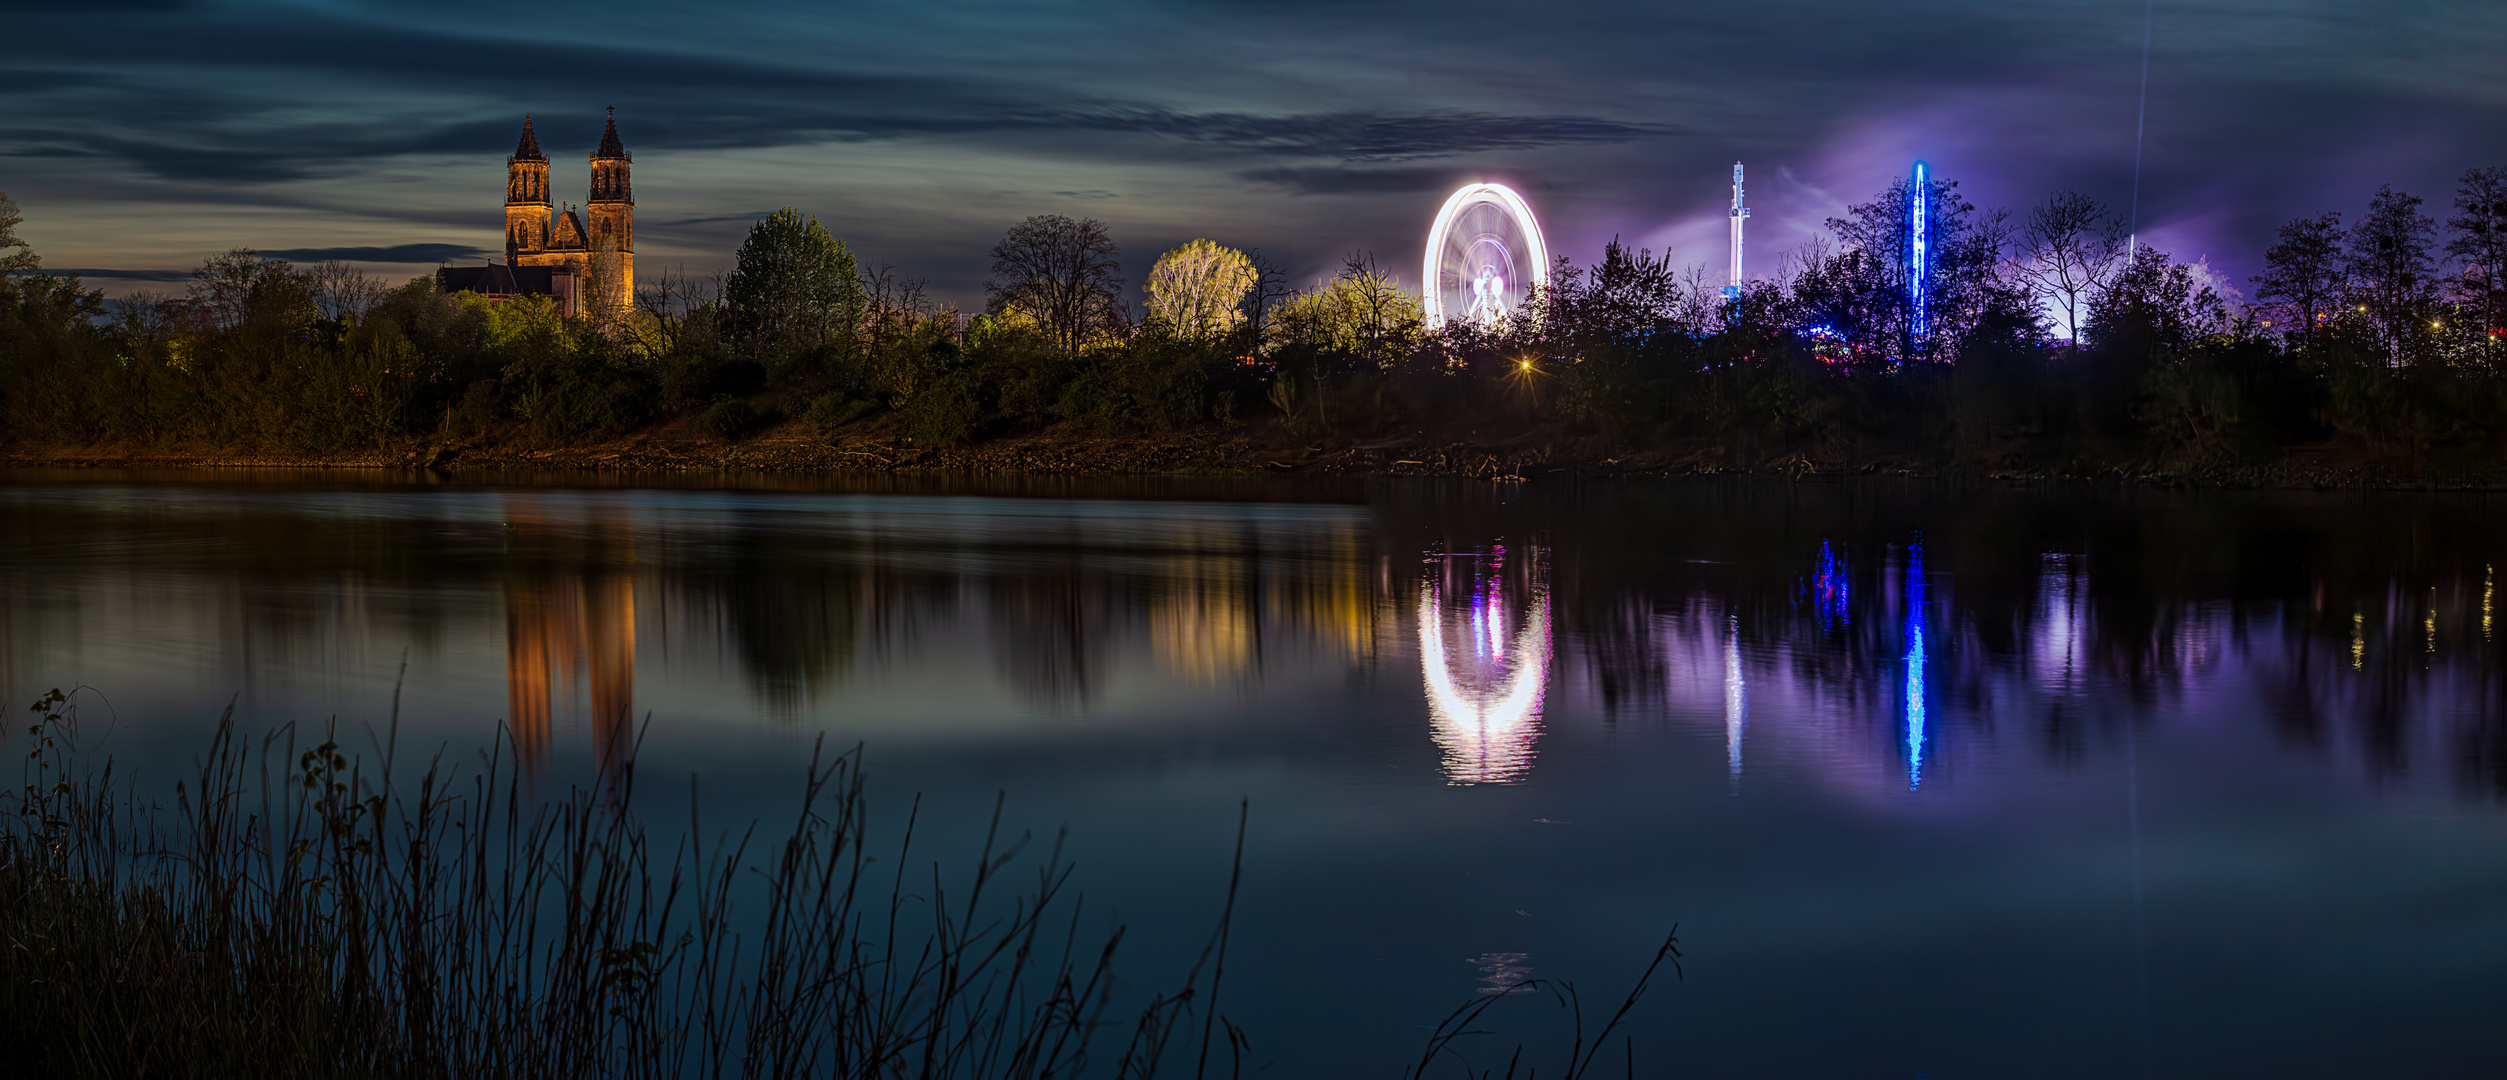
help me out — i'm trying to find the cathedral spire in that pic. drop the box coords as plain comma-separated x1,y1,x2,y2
511,115,547,163
594,106,627,161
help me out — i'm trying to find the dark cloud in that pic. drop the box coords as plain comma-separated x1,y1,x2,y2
648,213,780,228
0,0,181,8
4,0,2505,299
259,243,488,264
48,268,190,282
1062,110,1665,161
1240,167,1462,195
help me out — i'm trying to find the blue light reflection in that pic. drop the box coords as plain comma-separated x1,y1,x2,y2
1904,537,1928,790
1811,540,1850,629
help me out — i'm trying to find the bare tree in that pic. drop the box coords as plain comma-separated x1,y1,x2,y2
860,263,945,353
985,214,1123,354
2347,185,2441,360
302,259,386,323
187,248,295,331
2446,166,2507,334
1240,248,1293,357
2013,191,2126,343
630,264,716,360
2253,211,2347,343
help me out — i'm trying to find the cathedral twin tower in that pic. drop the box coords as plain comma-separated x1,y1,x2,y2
502,110,633,310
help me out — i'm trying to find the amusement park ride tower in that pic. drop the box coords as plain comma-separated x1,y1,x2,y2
1726,162,1750,300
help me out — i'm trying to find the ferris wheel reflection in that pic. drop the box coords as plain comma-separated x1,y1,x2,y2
1419,545,1552,784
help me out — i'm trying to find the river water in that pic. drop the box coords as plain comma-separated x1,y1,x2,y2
0,470,2500,1077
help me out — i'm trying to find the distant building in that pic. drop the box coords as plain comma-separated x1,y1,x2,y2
438,110,635,318
436,263,578,316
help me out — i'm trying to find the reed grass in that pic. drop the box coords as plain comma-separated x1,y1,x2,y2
0,684,1680,1079
0,686,1246,1079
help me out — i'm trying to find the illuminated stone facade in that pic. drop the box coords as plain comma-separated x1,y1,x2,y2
503,110,634,315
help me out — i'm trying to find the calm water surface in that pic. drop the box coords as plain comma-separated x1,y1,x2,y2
1,470,2502,1077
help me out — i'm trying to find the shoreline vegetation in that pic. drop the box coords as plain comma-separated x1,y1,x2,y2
15,168,2507,490
0,687,1679,1078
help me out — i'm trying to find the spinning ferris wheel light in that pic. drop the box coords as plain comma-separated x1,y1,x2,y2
1423,183,1550,328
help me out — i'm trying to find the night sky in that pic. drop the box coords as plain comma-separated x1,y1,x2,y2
8,0,2505,307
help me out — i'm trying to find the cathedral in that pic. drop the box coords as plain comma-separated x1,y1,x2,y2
439,110,635,317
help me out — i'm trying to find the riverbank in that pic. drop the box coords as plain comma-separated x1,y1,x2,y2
7,413,2506,490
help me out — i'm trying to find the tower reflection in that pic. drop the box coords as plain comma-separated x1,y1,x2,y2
500,501,637,778
1420,543,1551,784
1903,539,1928,790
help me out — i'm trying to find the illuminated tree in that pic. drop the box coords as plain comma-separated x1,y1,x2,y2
723,208,864,359
2013,191,2126,343
985,214,1123,354
2252,212,2347,344
1273,253,1422,370
1144,239,1256,340
0,192,37,278
2345,185,2440,361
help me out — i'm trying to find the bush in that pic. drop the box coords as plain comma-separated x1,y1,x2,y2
903,373,988,445
802,392,879,435
1056,344,1221,432
447,378,501,435
696,397,755,441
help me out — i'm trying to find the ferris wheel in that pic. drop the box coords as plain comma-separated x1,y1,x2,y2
1423,183,1550,328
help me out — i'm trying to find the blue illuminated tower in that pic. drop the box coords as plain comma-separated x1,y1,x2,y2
1909,161,1930,349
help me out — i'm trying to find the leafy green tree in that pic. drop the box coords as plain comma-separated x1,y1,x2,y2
2345,185,2441,361
986,214,1123,354
1144,239,1255,340
2253,211,2347,344
723,208,864,359
0,192,39,277
0,272,109,439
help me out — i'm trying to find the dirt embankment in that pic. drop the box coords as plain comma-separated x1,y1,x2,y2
7,416,2507,490
0,416,1621,480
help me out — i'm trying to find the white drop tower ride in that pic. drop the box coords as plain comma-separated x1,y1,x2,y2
1725,161,1750,300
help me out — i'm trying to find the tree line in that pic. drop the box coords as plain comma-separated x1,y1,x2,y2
5,168,2507,470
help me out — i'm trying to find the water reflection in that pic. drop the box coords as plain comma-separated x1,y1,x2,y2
501,500,637,777
1724,612,1745,782
5,475,2505,1075
1418,543,1552,785
1902,538,1928,791
4,478,2507,800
